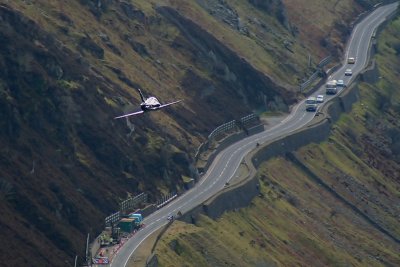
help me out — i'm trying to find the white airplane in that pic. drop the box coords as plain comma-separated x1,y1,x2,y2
114,89,182,119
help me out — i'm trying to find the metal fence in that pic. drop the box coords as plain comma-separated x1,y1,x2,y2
194,113,259,160
194,141,209,160
104,193,148,226
105,211,120,226
156,192,178,209
206,113,260,141
317,55,332,68
240,113,258,125
208,120,236,140
299,55,333,92
299,71,320,91
120,192,148,212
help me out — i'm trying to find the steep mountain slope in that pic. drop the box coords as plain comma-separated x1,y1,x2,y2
0,0,383,265
155,11,400,267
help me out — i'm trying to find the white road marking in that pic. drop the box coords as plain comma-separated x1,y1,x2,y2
115,4,399,267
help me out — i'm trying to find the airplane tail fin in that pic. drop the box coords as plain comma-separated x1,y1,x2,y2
137,88,145,102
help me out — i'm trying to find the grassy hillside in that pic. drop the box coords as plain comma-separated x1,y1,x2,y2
0,0,383,265
154,11,400,267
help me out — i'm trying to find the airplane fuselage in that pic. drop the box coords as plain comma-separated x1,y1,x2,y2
114,89,181,119
140,96,161,111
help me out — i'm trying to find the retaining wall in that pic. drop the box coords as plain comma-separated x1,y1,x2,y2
159,7,398,264
360,60,380,84
179,174,259,223
179,67,367,225
253,81,360,169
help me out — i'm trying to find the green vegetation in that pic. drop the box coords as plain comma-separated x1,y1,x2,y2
57,79,80,90
181,175,193,183
155,14,400,267
0,0,391,266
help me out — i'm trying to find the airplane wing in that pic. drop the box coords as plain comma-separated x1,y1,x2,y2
159,100,182,109
114,110,144,119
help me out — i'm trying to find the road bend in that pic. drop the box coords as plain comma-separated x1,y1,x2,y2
110,3,398,266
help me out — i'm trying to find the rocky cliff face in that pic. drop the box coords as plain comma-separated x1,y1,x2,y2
0,3,194,265
157,6,295,111
0,0,374,265
154,12,400,267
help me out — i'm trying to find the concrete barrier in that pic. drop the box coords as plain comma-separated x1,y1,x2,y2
179,69,363,225
179,172,259,224
176,0,399,240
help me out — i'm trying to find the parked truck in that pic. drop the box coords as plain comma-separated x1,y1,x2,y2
119,213,143,233
326,80,337,94
128,213,143,225
118,218,137,233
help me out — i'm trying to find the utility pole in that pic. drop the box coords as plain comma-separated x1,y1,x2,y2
85,233,91,266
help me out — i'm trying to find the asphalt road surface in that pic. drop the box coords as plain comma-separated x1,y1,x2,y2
111,3,399,266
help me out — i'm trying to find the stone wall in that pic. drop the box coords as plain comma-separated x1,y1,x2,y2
179,71,363,225
139,10,391,261
252,80,360,168
175,1,397,230
179,174,259,223
340,84,360,112
360,59,380,84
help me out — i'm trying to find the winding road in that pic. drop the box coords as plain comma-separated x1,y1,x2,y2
111,3,399,266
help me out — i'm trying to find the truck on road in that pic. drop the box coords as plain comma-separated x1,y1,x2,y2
118,213,144,233
305,97,318,111
326,80,337,94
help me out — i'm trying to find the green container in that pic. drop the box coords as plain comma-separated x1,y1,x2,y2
118,218,135,233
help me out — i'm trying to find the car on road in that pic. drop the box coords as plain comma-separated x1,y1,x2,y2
108,5,399,266
345,69,352,76
348,57,356,64
316,95,324,103
337,79,345,87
